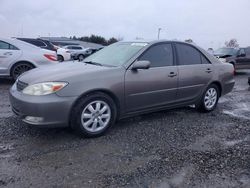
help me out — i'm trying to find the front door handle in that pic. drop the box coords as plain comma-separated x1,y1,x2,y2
205,68,212,73
3,52,13,56
168,72,177,77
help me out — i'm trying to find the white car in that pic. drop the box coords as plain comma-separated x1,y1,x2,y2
54,45,71,62
0,38,58,80
63,45,87,61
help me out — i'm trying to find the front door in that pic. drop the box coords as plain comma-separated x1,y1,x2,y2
125,43,178,112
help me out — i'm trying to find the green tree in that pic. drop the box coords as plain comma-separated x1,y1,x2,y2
107,37,118,45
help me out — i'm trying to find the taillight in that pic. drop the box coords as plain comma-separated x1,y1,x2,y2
44,54,57,61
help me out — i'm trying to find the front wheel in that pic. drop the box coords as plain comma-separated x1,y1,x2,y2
197,84,220,112
70,92,117,137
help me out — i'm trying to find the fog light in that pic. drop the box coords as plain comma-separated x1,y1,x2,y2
25,116,44,123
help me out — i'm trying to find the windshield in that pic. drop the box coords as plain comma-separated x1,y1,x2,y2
214,48,238,56
83,42,148,67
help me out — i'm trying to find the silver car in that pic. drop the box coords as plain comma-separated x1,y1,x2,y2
0,38,58,80
9,41,235,137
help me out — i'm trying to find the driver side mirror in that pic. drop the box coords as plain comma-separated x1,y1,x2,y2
131,60,150,70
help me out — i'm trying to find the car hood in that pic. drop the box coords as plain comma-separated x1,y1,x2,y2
214,54,233,58
19,62,113,84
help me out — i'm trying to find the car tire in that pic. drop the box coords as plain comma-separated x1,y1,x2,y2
197,84,220,112
11,62,34,80
78,54,85,61
57,55,64,62
70,92,117,137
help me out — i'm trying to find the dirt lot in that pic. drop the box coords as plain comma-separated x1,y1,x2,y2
0,71,250,188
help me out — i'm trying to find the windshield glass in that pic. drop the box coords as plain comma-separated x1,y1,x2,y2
83,42,148,67
214,48,238,56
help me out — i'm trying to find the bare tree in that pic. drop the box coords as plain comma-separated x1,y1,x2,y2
225,39,239,48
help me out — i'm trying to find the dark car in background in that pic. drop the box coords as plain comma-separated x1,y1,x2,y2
17,38,57,52
214,47,250,70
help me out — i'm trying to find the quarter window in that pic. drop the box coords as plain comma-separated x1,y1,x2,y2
0,41,18,50
176,43,202,65
201,55,211,64
138,43,173,67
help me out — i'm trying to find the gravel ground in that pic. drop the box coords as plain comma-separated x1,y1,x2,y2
0,71,250,188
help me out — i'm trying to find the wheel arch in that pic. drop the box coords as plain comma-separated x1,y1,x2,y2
9,61,36,77
209,81,222,97
69,89,121,123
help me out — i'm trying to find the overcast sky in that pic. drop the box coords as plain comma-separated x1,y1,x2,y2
1,0,250,49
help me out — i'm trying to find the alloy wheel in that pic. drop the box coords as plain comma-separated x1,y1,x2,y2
12,64,33,80
204,88,217,110
81,100,111,133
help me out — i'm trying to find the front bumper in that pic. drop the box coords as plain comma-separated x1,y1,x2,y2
9,84,77,127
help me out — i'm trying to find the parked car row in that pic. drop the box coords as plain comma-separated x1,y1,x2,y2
62,45,101,61
16,38,101,62
0,38,104,79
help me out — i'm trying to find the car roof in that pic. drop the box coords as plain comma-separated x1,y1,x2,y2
0,38,41,50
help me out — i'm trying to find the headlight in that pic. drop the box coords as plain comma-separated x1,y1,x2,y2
22,82,68,96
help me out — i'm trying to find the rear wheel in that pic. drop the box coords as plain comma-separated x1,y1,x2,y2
70,92,117,137
197,84,220,112
57,55,64,62
78,54,85,61
11,63,34,80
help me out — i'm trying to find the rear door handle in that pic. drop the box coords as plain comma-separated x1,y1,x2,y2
168,72,177,77
205,68,212,73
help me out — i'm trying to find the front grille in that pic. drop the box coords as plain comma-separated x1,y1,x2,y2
16,80,28,91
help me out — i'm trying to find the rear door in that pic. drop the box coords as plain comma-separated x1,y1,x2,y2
175,43,213,102
236,48,250,69
125,43,178,112
0,41,22,75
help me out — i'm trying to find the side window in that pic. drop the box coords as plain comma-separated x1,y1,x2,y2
0,41,18,50
201,55,211,64
138,43,173,67
9,44,18,50
176,43,202,65
72,46,82,50
239,48,246,55
245,48,250,55
0,41,10,49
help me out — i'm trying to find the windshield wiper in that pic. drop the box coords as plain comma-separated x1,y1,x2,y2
83,61,103,66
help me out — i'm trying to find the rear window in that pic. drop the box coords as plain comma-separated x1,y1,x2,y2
176,43,202,65
30,40,47,47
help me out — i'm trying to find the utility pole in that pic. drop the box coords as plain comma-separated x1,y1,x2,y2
157,28,162,40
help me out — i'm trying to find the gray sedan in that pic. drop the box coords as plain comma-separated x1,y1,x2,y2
9,40,235,137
